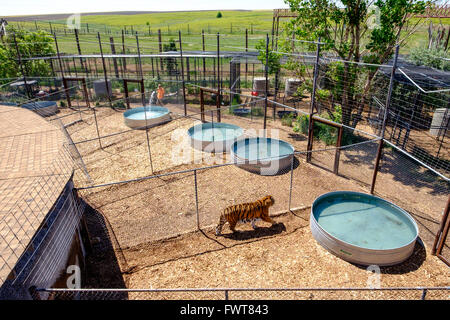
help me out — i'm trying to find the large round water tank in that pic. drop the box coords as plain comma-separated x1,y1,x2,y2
430,108,450,136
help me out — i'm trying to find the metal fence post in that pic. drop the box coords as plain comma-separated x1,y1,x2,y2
53,33,72,108
421,289,428,300
288,154,294,210
179,31,187,116
263,33,269,131
135,34,145,106
370,45,400,194
93,108,103,149
97,32,113,108
194,170,200,230
217,33,221,112
306,38,321,162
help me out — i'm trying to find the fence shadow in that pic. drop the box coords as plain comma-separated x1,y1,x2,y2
82,201,129,294
379,148,449,196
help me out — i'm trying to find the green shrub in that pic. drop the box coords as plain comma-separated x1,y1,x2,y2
408,47,450,71
113,101,126,109
292,106,361,146
231,94,241,106
293,114,309,134
281,113,295,127
251,107,264,117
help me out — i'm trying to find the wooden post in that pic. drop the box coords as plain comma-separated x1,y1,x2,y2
432,195,450,255
334,126,344,175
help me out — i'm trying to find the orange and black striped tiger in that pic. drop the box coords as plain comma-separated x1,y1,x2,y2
215,195,276,236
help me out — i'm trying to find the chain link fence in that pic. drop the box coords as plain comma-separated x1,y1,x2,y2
1,31,449,300
32,287,449,300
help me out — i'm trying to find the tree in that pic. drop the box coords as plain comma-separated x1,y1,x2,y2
283,0,427,127
0,27,55,82
255,39,282,75
163,38,178,75
216,12,223,18
255,39,283,97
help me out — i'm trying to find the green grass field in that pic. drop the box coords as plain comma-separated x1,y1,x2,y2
9,10,450,55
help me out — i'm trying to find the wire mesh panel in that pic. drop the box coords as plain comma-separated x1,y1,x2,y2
79,170,198,249
33,287,450,300
0,144,74,285
2,28,450,300
0,179,84,299
338,138,380,187
374,142,449,248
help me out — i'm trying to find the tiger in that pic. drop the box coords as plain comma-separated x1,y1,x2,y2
215,195,276,236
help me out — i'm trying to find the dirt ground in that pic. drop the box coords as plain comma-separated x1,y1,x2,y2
122,210,449,300
50,103,449,298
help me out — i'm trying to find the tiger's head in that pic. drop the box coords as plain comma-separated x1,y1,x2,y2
262,195,275,207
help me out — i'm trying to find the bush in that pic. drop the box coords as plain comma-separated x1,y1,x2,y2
408,47,450,71
231,94,241,106
293,114,309,134
216,12,222,18
113,101,126,109
281,112,295,127
251,107,264,117
292,106,361,146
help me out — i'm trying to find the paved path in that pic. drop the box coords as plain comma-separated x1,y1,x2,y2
0,105,72,284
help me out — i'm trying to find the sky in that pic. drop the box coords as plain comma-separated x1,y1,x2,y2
2,0,290,16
